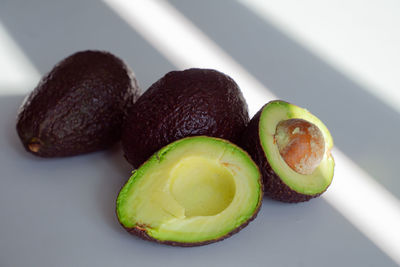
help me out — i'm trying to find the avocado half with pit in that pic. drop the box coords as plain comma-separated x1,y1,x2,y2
117,136,262,246
240,100,334,203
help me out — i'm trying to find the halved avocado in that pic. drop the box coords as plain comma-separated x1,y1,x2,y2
117,136,262,246
240,100,334,202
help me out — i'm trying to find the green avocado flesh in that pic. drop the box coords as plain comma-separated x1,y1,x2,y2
260,101,334,195
117,136,262,244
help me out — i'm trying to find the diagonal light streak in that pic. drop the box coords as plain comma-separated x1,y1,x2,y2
0,21,40,95
101,0,274,117
325,148,400,264
238,0,400,115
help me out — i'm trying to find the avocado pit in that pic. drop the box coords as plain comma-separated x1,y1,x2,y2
274,118,325,175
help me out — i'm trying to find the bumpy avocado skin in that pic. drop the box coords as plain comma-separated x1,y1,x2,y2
16,50,140,157
240,104,322,203
122,68,249,168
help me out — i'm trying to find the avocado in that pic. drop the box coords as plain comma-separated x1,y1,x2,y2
117,136,262,246
240,100,334,202
122,68,249,168
16,50,140,157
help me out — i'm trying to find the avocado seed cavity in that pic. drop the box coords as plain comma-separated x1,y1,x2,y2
274,119,325,175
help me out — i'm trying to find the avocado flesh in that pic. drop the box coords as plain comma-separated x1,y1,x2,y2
259,101,334,196
117,136,262,245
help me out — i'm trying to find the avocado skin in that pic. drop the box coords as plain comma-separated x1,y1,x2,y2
16,50,140,157
240,103,323,203
122,68,249,168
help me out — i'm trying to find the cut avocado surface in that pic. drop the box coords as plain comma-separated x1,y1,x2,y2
240,100,334,202
117,136,262,246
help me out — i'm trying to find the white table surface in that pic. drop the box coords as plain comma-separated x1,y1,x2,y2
1,1,399,266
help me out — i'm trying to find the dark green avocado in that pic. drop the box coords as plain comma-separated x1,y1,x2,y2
122,68,249,168
240,100,334,203
16,50,140,157
117,136,262,246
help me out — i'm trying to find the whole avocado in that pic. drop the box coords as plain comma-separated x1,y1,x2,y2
16,50,140,157
122,68,249,168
